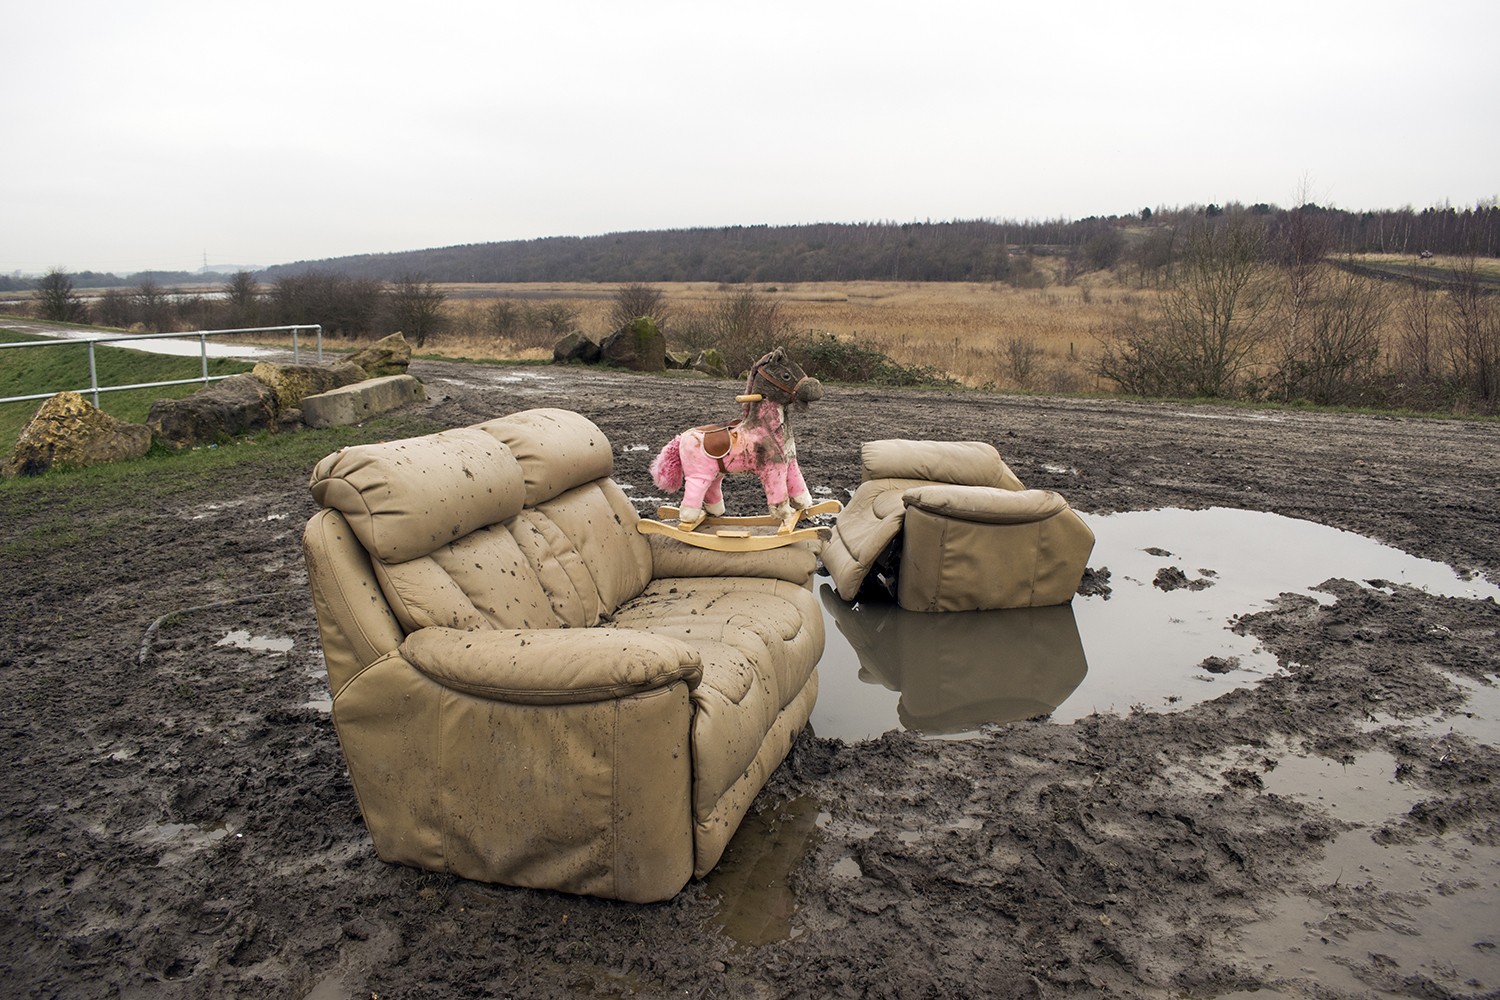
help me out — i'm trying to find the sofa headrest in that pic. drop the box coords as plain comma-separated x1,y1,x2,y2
476,408,614,506
861,439,1024,491
310,427,526,563
902,485,1068,525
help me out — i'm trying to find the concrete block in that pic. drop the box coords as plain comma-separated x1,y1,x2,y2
301,375,425,429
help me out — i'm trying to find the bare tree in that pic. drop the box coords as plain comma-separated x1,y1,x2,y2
1157,213,1272,397
223,271,261,325
387,275,447,348
1093,213,1271,399
36,268,87,323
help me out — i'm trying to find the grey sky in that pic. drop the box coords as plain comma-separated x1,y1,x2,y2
3,0,1495,275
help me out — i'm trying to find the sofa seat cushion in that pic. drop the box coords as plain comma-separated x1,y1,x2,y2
610,577,823,826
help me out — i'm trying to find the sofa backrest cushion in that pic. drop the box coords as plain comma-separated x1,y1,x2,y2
477,408,615,507
902,485,1069,525
860,439,1024,491
310,428,526,564
370,478,653,632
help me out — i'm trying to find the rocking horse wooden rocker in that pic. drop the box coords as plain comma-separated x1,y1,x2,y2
640,347,841,552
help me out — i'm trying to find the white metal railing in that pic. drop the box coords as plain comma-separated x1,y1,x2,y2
0,325,323,408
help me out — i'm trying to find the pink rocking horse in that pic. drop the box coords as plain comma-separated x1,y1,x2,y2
649,348,824,534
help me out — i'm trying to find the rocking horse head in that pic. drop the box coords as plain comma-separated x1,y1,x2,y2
743,347,823,416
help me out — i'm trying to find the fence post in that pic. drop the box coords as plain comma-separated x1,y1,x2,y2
315,325,323,364
88,341,100,408
293,327,300,365
200,333,210,386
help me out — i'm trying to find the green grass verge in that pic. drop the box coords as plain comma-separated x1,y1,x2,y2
0,414,450,562
1,328,255,451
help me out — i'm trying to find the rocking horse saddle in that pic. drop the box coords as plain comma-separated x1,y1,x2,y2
693,420,742,461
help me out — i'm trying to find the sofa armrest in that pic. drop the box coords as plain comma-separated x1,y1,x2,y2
647,533,817,587
399,627,702,705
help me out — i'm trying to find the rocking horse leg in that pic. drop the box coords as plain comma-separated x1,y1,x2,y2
703,478,726,517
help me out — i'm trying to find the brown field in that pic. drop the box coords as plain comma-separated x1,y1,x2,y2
28,251,1483,398
411,270,1155,393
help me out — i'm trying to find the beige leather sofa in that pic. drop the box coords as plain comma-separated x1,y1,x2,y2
302,408,822,902
822,439,1094,611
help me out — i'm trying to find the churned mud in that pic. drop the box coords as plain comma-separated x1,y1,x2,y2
2,357,1498,999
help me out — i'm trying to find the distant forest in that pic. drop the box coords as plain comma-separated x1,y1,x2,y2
256,204,1500,286
0,270,236,294
6,202,1497,293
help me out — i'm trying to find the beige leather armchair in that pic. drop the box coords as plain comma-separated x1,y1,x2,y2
822,439,1094,611
303,408,822,902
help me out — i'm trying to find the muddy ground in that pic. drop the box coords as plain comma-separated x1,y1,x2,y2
2,358,1498,999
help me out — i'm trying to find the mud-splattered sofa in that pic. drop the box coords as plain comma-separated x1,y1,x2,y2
302,408,822,902
822,439,1093,611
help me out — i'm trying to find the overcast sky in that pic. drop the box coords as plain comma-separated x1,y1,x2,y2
3,0,1495,275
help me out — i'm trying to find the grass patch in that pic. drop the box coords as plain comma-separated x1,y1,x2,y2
1,328,255,451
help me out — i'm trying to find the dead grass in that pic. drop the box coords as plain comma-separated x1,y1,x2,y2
234,268,1446,399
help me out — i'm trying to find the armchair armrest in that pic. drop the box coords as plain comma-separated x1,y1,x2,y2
902,485,1069,525
400,627,702,705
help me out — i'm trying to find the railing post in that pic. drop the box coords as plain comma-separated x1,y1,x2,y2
292,327,300,365
200,333,209,386
316,325,323,364
88,341,100,408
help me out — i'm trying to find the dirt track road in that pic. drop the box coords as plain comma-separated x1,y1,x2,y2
2,358,1498,999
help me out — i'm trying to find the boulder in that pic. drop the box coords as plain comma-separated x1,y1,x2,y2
347,332,412,377
664,350,692,370
599,318,666,372
147,374,280,451
301,374,426,429
251,361,367,412
552,331,602,365
2,392,153,477
691,348,729,378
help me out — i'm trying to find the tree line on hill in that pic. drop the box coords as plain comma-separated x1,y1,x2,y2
254,204,1500,286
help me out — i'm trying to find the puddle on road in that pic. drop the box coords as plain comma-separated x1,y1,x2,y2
719,509,1500,959
811,507,1500,743
215,629,294,653
704,796,822,948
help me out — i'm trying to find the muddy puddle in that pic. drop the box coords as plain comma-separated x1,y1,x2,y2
810,506,1500,743
706,507,1500,959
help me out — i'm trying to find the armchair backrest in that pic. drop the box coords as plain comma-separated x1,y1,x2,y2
308,408,654,643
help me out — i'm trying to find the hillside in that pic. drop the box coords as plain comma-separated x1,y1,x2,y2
259,205,1500,285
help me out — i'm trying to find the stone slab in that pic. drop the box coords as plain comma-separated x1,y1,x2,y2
300,375,425,429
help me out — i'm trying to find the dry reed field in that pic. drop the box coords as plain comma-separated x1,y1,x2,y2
191,257,1481,404
420,271,1155,392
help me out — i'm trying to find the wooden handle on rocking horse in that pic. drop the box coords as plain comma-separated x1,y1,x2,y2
736,394,763,403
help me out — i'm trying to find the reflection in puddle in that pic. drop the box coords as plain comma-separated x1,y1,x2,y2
811,507,1500,742
813,589,1087,740
704,796,821,948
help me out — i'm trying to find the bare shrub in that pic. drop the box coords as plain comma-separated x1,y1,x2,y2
95,288,133,329
1270,262,1388,405
1396,277,1440,381
691,289,792,376
607,283,672,334
1443,255,1500,411
1004,335,1043,387
272,271,383,338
